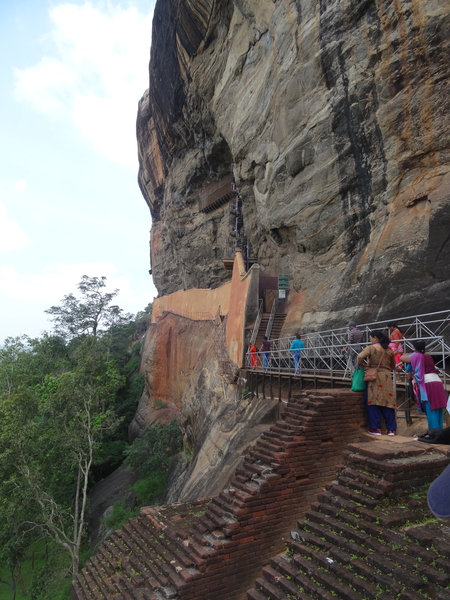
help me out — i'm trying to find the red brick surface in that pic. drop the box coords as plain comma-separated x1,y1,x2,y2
73,390,368,599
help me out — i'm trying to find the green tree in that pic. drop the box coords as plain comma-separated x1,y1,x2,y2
124,420,182,478
0,278,152,585
0,340,124,578
45,275,132,339
0,336,31,396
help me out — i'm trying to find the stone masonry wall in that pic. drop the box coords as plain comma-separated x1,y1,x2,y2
72,389,367,600
247,440,450,600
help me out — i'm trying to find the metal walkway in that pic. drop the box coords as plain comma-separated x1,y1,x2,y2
245,310,450,416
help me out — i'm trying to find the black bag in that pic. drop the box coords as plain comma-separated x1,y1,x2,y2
417,427,450,445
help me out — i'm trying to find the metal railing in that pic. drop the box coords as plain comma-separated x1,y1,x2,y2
245,310,450,390
157,309,216,322
267,311,450,361
250,300,263,345
265,298,278,339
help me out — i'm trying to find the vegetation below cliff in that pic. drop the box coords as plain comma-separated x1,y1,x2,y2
0,276,157,599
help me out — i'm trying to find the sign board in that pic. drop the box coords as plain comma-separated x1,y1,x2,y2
278,289,286,300
278,275,289,290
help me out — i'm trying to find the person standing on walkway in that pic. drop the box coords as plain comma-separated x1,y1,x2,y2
342,321,363,374
248,343,258,370
260,336,271,372
388,322,404,370
400,340,447,429
290,333,305,374
357,330,397,436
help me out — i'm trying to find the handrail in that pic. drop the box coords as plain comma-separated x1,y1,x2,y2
158,309,215,322
250,299,263,345
245,335,448,390
265,297,278,339
268,311,450,357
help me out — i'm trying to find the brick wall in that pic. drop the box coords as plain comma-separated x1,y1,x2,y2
73,390,367,600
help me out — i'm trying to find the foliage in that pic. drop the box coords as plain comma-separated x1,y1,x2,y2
0,275,153,588
124,355,139,376
0,341,124,577
45,275,133,339
154,399,168,409
101,501,137,532
133,473,167,505
124,420,183,479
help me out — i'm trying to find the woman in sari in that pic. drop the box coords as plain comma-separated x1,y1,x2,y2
401,340,447,429
357,330,397,436
248,344,258,370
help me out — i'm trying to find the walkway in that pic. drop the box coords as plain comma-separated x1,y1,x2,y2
246,309,450,388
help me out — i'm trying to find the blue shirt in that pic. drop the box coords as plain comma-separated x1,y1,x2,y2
290,340,305,351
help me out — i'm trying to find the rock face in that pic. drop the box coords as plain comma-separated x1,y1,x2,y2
129,312,277,500
137,0,450,329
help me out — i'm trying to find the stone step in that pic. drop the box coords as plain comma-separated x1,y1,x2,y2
283,405,319,418
78,569,101,600
115,541,165,589
86,559,118,597
337,474,385,499
255,438,284,453
315,490,361,516
203,507,227,529
264,430,297,444
323,483,379,508
71,579,85,600
253,576,288,600
270,421,303,434
144,529,195,573
275,528,428,600
338,465,385,489
242,459,273,477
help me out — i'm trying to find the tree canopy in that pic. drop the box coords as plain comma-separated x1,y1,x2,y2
45,275,133,339
0,276,154,595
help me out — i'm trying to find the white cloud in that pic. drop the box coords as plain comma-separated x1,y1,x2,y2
0,202,28,251
1,262,124,303
13,180,27,192
0,262,154,313
14,2,153,169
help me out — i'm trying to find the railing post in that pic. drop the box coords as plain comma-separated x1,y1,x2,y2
265,297,277,339
250,299,263,345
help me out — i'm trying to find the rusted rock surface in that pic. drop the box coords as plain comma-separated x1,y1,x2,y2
138,0,450,329
129,311,276,501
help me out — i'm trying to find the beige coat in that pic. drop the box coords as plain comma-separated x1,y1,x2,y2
357,345,397,408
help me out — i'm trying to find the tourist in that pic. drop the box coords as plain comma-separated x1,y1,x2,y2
342,321,363,374
248,343,258,370
388,322,404,370
260,336,271,372
428,464,450,519
357,330,397,436
290,333,305,374
400,340,447,429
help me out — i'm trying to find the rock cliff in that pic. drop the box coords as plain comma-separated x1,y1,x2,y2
137,0,450,329
129,312,277,501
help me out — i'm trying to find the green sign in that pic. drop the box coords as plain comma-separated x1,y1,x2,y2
278,275,289,290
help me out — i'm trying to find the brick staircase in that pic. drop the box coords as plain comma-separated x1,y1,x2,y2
247,441,450,600
270,313,286,340
255,313,286,348
72,390,367,600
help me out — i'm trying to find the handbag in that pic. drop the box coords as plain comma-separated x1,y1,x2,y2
363,350,384,382
351,367,366,392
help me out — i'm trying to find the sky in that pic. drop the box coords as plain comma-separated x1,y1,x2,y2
0,0,158,341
